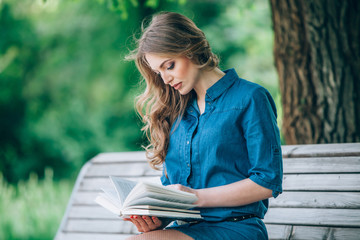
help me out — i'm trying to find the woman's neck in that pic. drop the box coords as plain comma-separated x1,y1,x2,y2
195,67,225,102
194,68,225,114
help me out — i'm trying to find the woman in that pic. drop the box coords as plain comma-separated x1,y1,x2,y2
125,12,283,240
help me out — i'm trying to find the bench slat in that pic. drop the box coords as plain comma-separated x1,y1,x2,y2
56,233,133,240
281,143,360,158
68,205,360,227
92,152,147,163
283,156,360,173
269,192,360,208
266,224,292,239
79,174,360,192
264,208,360,227
86,163,160,177
73,191,360,209
88,156,360,176
68,206,119,219
79,177,161,191
283,173,360,191
289,225,360,240
266,225,360,240
64,219,138,234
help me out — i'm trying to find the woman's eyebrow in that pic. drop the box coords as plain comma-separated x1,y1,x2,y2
156,59,171,71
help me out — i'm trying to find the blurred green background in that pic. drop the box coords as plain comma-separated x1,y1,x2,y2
0,0,280,239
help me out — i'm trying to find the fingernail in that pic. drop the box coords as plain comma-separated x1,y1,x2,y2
134,216,138,219
130,216,133,219
152,216,156,220
142,216,147,219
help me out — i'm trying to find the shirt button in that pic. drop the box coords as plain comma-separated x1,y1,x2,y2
187,164,190,167
187,141,189,144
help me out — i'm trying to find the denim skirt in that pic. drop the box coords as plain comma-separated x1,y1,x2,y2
165,217,268,240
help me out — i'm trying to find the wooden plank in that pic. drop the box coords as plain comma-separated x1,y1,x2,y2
90,156,360,176
91,152,147,163
68,206,119,219
55,232,134,240
270,192,360,208
283,156,360,173
264,208,360,227
266,224,292,240
72,191,99,205
85,163,161,177
282,173,360,191
80,174,359,192
281,143,360,158
289,225,360,240
267,225,360,240
64,219,138,234
79,177,161,191
55,161,93,239
92,143,360,163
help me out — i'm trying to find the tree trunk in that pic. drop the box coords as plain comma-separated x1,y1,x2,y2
270,0,360,144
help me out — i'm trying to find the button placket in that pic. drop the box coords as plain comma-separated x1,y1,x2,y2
184,116,198,183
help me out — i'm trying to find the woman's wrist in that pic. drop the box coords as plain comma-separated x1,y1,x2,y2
194,188,210,207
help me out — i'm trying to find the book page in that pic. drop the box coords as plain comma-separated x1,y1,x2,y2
126,197,197,209
100,188,122,207
110,176,137,204
121,209,202,219
124,205,200,213
95,195,121,215
123,182,197,207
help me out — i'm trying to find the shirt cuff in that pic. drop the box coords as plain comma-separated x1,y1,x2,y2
249,174,282,198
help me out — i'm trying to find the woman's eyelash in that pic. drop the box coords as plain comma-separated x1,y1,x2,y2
167,62,175,70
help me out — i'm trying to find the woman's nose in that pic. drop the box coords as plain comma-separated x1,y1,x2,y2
161,72,173,84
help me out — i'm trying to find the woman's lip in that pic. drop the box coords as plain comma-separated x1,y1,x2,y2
173,82,182,90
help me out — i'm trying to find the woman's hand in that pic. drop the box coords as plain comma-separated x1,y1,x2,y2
167,184,197,194
124,215,163,233
167,184,201,205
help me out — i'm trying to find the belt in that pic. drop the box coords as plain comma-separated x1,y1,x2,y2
221,214,259,222
178,214,259,225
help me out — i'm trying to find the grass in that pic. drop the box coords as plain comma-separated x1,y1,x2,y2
0,169,73,240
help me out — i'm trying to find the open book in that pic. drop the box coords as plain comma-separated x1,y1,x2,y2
95,176,202,219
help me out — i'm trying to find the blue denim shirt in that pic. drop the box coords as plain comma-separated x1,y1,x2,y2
161,68,283,221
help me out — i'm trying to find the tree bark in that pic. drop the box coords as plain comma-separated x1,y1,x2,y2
270,0,360,144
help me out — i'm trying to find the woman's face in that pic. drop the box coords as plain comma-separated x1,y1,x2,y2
145,53,201,95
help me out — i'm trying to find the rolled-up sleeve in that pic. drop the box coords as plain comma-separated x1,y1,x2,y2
241,87,283,198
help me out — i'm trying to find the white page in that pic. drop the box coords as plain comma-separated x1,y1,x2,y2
125,197,197,209
95,195,121,215
124,205,200,213
110,176,137,204
121,209,202,219
124,182,197,207
100,189,122,208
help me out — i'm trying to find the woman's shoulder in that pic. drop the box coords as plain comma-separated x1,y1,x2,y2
228,77,272,105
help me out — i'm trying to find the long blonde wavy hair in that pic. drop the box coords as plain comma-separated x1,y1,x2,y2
128,12,219,170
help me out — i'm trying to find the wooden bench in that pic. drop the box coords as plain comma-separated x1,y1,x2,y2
55,143,360,240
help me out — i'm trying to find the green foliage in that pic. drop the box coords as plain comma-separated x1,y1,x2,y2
0,0,145,182
0,0,281,184
0,169,73,240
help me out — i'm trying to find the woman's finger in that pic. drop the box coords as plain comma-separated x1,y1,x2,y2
129,216,144,232
133,215,151,232
151,216,163,228
141,215,155,228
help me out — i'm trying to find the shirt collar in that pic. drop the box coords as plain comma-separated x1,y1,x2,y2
205,68,238,102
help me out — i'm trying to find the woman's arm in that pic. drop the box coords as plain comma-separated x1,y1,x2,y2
171,178,273,208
